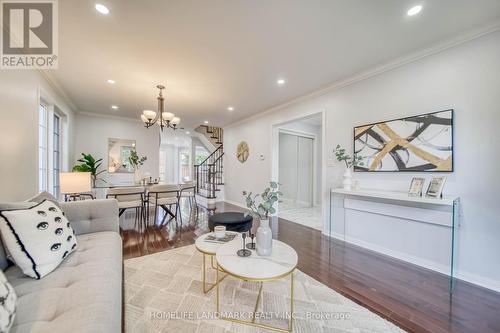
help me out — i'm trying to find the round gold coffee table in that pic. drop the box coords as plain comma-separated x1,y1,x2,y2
194,232,238,293
215,239,298,332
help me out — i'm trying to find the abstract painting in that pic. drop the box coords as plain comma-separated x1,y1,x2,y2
354,110,453,172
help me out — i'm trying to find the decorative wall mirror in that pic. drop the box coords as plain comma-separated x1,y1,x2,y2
237,141,249,163
108,138,136,173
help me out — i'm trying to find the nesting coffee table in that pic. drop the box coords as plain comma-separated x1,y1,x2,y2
215,239,298,332
194,232,237,293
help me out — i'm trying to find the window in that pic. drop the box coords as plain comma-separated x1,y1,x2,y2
38,103,48,192
159,149,167,181
179,148,191,182
159,142,192,183
38,101,65,198
52,114,61,197
195,146,209,165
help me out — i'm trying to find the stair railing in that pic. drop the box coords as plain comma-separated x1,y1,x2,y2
194,145,224,198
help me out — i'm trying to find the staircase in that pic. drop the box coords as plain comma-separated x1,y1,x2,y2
194,126,224,202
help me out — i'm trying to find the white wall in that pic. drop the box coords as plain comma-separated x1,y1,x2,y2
224,31,500,291
0,71,75,201
73,113,159,185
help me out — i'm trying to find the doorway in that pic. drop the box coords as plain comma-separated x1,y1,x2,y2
279,133,314,207
159,132,192,183
274,113,323,230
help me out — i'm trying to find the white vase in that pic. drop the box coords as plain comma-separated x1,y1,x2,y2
343,168,352,190
256,219,273,256
133,169,142,184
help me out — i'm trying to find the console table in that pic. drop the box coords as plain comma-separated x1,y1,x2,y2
329,188,460,292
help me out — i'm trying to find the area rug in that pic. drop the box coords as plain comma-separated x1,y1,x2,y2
124,244,405,333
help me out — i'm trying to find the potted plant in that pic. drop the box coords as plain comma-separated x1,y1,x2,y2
334,145,364,190
243,181,282,256
72,153,106,187
128,150,147,184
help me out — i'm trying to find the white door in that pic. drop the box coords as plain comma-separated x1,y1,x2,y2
279,133,298,202
278,133,314,207
297,136,313,206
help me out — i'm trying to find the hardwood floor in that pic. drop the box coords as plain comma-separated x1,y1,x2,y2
121,201,500,333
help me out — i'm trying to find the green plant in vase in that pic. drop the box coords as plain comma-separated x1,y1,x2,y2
334,144,364,190
72,153,106,187
128,150,147,183
242,181,282,256
334,144,364,168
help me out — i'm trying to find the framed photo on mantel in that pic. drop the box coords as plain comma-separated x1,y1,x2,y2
426,176,447,198
408,177,425,197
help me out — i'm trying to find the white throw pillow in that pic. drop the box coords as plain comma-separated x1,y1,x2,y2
0,270,16,332
27,191,62,210
0,200,77,279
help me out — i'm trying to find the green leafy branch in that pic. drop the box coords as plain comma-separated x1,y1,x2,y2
334,144,364,168
72,153,106,185
243,181,283,219
128,150,147,170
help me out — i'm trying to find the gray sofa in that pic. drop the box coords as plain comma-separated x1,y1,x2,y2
0,199,122,333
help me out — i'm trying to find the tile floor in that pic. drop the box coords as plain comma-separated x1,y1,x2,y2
278,200,322,231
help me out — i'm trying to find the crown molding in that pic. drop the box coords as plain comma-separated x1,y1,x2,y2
225,20,500,129
77,110,145,123
38,70,78,111
0,9,76,111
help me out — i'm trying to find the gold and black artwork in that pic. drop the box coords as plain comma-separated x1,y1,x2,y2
354,110,453,172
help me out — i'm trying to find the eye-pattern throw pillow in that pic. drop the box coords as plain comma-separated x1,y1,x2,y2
0,200,77,279
27,191,62,210
0,270,16,332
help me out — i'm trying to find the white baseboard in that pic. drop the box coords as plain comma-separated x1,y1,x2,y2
224,199,248,210
330,232,451,275
195,194,216,209
322,231,500,293
454,270,500,293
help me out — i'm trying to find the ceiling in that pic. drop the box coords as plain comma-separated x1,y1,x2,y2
53,0,500,129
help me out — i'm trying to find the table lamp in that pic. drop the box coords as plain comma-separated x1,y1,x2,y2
60,172,92,201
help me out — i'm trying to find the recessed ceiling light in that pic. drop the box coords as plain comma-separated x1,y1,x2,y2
277,78,286,86
111,105,119,110
204,120,209,124
107,79,115,84
186,131,190,135
227,106,234,111
95,4,109,15
407,5,422,16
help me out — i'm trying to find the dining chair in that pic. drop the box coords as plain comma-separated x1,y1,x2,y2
78,192,95,200
64,192,95,201
179,181,198,209
106,186,146,231
147,184,180,227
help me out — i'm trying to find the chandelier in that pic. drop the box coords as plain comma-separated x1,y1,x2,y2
140,85,180,131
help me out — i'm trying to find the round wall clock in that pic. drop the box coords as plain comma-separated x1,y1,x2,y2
237,141,249,163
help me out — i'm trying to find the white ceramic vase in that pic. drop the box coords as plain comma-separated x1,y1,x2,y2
343,168,352,190
256,218,273,256
133,168,142,184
